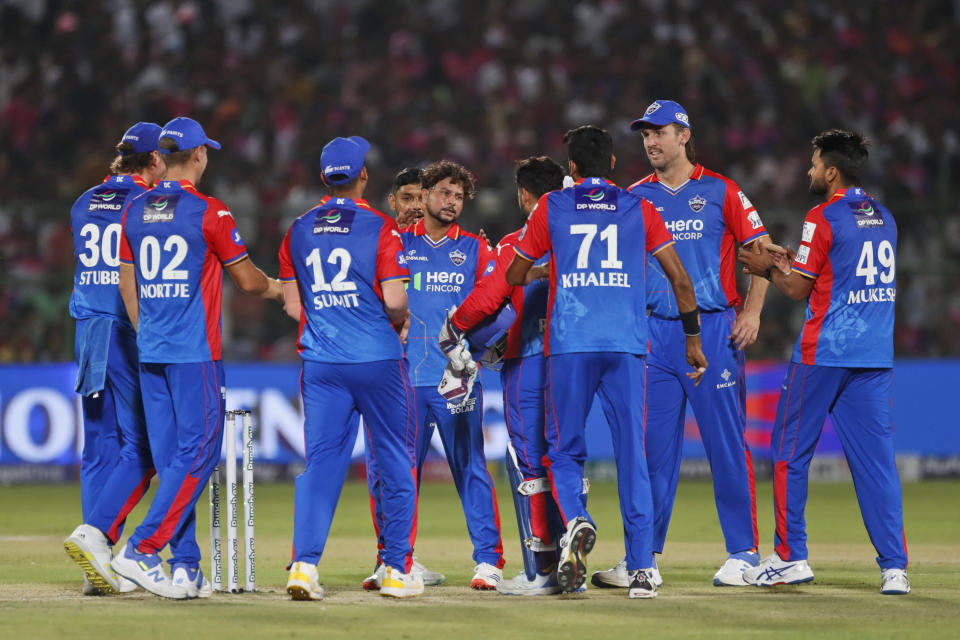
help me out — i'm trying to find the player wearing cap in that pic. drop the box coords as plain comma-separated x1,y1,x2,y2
281,137,422,600
388,167,426,227
739,129,909,595
105,117,282,599
507,126,707,599
592,100,771,588
437,156,565,596
391,160,506,589
63,123,166,596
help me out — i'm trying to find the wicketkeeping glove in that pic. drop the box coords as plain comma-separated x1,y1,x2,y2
437,359,478,405
438,307,475,373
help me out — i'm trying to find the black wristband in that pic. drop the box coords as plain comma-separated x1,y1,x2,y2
680,309,700,337
763,266,774,281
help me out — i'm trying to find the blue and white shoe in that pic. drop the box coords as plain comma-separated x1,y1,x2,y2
497,571,562,596
880,568,910,595
743,553,814,587
172,563,213,599
713,550,761,586
110,542,189,600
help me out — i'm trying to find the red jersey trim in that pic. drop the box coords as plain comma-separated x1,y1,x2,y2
410,218,461,240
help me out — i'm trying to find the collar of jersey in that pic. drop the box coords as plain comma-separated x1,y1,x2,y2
642,164,704,194
318,195,372,209
830,187,867,203
412,218,460,243
103,174,150,188
573,177,618,187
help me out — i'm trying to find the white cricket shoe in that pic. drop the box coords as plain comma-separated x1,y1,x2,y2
557,517,596,593
413,557,446,586
287,561,324,601
110,542,189,599
743,553,814,586
627,569,658,599
592,557,663,588
380,566,425,598
497,571,562,596
64,524,121,594
362,563,385,590
713,551,761,586
470,562,502,590
172,564,213,599
880,568,911,595
82,575,104,596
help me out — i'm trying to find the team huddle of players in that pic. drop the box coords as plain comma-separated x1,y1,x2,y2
63,99,911,602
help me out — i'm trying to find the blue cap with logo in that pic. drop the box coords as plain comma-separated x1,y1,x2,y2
158,117,222,154
321,136,371,185
120,122,163,154
630,100,691,131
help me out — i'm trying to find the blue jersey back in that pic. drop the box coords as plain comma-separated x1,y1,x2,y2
514,178,674,356
790,188,896,367
70,175,150,322
120,180,248,363
629,166,767,316
514,252,550,359
279,197,409,364
402,220,494,386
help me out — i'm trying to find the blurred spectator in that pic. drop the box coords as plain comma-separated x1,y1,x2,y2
0,0,957,361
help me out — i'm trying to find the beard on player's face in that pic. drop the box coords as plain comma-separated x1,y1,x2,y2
426,202,459,223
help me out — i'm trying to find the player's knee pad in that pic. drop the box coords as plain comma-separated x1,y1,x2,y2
506,441,562,580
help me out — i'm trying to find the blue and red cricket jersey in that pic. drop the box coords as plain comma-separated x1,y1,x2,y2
790,187,896,367
514,177,674,355
119,180,249,362
629,164,767,316
401,218,496,384
71,174,151,322
278,195,410,363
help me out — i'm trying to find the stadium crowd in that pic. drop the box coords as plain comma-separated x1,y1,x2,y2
1,0,957,362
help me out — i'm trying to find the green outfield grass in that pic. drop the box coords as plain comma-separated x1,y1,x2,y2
0,477,957,638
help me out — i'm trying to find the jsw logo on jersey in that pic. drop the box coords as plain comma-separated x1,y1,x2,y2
412,270,465,292
664,218,704,240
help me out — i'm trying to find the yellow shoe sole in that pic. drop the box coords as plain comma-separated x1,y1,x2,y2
64,541,117,595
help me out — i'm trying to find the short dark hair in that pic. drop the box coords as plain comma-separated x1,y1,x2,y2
563,125,613,178
159,137,194,168
392,167,422,192
516,156,564,199
421,160,476,199
109,142,154,175
812,129,870,185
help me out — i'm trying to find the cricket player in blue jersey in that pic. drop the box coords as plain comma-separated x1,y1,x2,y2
64,122,166,596
594,100,771,588
739,129,909,595
441,156,565,596
279,136,422,600
106,117,282,599
393,160,506,589
507,126,708,599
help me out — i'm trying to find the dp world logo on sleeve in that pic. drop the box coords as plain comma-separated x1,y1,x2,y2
143,194,178,222
313,208,355,234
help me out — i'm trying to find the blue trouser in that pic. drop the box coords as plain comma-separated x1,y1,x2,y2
131,361,225,566
502,354,563,576
771,363,907,569
79,319,155,544
293,359,418,571
544,352,653,571
646,309,758,556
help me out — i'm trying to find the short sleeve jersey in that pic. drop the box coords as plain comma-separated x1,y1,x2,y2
401,219,496,386
119,180,248,363
628,165,768,317
514,178,674,356
278,196,409,364
789,187,897,367
452,228,550,360
70,174,151,323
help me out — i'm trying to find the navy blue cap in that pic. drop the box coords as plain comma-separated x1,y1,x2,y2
120,122,162,154
630,100,691,131
158,117,221,154
321,136,370,184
